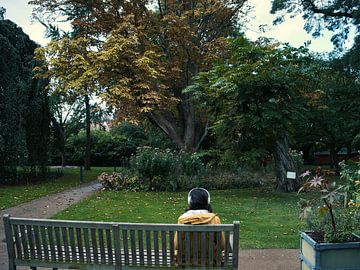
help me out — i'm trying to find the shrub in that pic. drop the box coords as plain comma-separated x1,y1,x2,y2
65,130,137,166
100,147,272,192
97,172,144,191
178,153,204,176
175,168,270,191
130,147,175,179
130,147,176,190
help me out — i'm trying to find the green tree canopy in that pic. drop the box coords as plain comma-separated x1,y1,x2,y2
193,37,320,192
0,19,50,183
31,0,248,153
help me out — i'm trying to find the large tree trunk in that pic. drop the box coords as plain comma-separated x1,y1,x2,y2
274,135,300,192
148,97,207,153
84,95,91,171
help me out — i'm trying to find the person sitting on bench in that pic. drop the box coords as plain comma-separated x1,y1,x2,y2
174,187,225,266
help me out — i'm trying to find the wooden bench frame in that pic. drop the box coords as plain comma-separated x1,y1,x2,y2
3,214,239,269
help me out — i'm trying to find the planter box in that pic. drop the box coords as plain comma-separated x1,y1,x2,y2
300,231,360,270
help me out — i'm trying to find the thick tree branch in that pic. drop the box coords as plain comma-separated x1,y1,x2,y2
304,0,360,19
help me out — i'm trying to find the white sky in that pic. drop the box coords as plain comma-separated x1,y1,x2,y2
0,0,343,53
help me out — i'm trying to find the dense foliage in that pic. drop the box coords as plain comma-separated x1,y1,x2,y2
0,20,50,184
31,0,248,152
98,146,268,192
191,37,320,191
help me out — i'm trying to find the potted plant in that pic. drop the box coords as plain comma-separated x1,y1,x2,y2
298,163,360,270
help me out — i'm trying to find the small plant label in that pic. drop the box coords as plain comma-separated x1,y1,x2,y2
286,171,296,179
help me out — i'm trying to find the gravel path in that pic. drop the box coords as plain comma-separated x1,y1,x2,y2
0,182,299,269
0,181,101,270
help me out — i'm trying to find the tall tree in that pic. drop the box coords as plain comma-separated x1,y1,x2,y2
0,19,50,183
193,37,318,192
30,0,248,152
35,37,98,170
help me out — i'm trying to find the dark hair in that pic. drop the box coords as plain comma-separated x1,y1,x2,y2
186,188,212,212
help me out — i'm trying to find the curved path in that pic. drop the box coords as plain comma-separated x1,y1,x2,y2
0,181,299,270
0,181,101,270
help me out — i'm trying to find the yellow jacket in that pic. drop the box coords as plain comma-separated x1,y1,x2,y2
174,210,225,266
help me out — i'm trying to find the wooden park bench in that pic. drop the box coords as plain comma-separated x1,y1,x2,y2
3,214,239,269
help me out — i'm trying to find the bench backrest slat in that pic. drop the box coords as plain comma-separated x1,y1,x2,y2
48,225,57,261
4,215,239,269
13,225,22,260
232,221,240,269
76,227,84,263
201,231,206,266
26,225,36,260
138,230,145,265
55,226,63,261
98,228,106,263
113,225,121,270
33,225,42,260
161,231,167,266
177,231,183,266
61,226,70,262
106,228,113,264
185,231,190,265
130,229,136,265
169,230,175,266
83,227,90,263
19,225,29,260
145,230,151,265
153,230,160,265
193,231,198,266
224,230,230,265
208,232,214,265
122,229,129,265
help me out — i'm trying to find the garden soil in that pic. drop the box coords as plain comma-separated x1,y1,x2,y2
0,182,299,270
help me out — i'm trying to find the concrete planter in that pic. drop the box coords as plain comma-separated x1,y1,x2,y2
300,231,360,270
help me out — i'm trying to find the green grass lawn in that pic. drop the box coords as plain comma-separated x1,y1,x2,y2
53,188,316,249
0,167,114,210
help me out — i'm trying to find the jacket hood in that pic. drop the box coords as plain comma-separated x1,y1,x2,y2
178,210,217,225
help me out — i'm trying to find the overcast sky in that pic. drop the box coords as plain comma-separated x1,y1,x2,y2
1,0,339,52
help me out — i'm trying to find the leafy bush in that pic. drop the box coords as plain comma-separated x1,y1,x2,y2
98,172,143,191
99,146,273,192
130,147,176,190
65,130,137,166
178,153,204,176
175,168,270,191
111,122,147,144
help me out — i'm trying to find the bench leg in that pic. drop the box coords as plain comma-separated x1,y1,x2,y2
30,267,36,270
